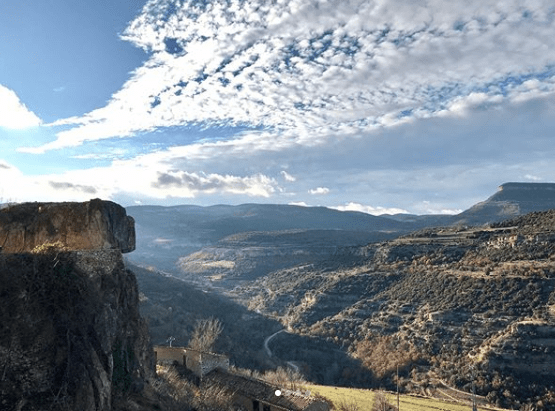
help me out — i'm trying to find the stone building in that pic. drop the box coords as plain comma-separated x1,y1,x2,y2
184,348,230,378
207,369,330,411
153,346,186,365
153,346,330,411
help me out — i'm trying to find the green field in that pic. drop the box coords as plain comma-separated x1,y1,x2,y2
304,384,501,411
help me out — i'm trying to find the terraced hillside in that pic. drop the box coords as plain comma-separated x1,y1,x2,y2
231,210,555,410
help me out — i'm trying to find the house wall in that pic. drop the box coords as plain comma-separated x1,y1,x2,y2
233,394,280,411
184,349,229,377
153,346,186,365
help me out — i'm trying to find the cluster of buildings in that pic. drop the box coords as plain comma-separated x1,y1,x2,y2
154,346,330,411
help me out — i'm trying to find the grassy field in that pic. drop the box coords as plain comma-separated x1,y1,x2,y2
304,384,502,411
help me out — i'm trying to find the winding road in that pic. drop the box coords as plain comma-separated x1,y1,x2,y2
263,329,301,373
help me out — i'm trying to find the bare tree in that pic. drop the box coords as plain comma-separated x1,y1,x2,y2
188,317,223,352
372,391,397,411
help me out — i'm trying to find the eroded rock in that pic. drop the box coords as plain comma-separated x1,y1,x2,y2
0,250,154,411
0,199,135,253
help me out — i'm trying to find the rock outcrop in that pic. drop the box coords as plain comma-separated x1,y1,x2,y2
0,199,135,253
0,201,153,411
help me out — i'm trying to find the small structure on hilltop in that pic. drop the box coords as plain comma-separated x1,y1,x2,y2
154,345,330,411
0,199,135,253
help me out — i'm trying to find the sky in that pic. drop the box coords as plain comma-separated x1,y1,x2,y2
1,0,554,215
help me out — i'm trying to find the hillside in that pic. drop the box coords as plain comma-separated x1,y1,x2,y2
230,210,555,409
127,182,555,281
176,229,398,288
126,203,411,272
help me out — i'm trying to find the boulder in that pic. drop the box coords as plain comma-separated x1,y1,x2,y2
0,199,135,253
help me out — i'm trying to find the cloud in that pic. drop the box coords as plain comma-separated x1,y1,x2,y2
289,201,308,207
49,181,98,194
152,171,278,198
309,187,330,195
0,85,41,129
281,170,296,182
332,202,409,216
0,161,12,170
23,0,555,154
414,201,463,215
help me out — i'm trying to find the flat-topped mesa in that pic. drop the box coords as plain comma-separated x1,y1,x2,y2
0,199,135,253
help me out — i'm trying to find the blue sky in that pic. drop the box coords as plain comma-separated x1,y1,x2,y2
1,0,555,214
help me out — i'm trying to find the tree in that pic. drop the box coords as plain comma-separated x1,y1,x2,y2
188,317,223,352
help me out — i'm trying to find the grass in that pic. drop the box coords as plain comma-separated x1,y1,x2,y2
304,384,502,411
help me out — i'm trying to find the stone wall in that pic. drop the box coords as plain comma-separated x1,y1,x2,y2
0,199,135,253
154,346,186,364
184,349,230,378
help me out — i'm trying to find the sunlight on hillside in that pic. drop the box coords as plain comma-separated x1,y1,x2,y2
305,384,502,411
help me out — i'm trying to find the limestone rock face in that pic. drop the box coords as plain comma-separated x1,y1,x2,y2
0,250,154,411
0,199,135,253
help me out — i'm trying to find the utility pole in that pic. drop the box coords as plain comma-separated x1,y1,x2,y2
471,365,477,411
397,364,400,411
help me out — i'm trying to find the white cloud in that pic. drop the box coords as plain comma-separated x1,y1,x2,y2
289,201,309,207
309,187,330,195
333,202,409,216
22,0,555,155
414,201,462,215
152,170,278,198
0,85,41,129
281,170,296,182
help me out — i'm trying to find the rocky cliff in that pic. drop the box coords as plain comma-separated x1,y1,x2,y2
0,201,153,411
453,182,555,225
0,199,135,253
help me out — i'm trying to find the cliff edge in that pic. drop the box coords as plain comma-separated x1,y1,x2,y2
0,199,135,253
0,200,153,411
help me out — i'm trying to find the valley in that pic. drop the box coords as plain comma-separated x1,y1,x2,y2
127,183,555,410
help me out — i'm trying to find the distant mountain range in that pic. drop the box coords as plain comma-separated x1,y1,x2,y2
126,182,555,274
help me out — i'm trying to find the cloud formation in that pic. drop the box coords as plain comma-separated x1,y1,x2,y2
25,0,555,154
0,85,41,129
153,170,278,198
309,187,330,195
333,202,409,216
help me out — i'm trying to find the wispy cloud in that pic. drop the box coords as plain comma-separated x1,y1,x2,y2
332,202,409,216
0,85,41,129
49,181,97,194
281,170,296,182
309,187,330,195
22,0,555,155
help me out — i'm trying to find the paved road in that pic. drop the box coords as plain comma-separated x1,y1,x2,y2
263,329,300,373
264,329,285,357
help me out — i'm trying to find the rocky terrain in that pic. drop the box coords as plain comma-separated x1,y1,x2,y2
126,203,411,273
231,209,555,409
0,200,154,411
176,229,398,289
